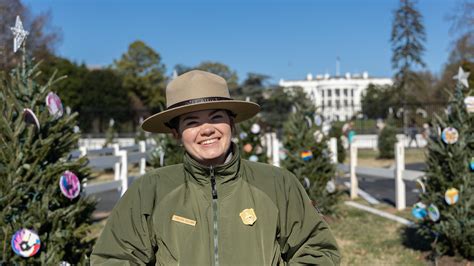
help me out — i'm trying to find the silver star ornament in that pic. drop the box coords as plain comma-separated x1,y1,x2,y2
10,15,29,53
453,67,470,88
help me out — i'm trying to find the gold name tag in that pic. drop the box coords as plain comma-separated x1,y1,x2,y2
172,215,196,226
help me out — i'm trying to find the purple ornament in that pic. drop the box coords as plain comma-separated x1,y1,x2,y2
23,108,40,130
11,228,41,258
45,92,64,119
59,170,80,199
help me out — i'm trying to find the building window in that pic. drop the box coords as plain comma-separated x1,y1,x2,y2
328,90,332,97
336,100,340,109
344,99,348,106
351,89,354,97
351,100,354,106
344,88,348,96
335,88,340,97
322,90,325,98
328,101,332,107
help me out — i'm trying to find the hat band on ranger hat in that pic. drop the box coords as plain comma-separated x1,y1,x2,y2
167,96,232,109
141,70,260,133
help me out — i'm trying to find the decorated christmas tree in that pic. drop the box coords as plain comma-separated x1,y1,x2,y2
281,104,340,215
149,133,183,167
0,17,95,264
377,112,398,159
237,117,268,163
414,67,473,259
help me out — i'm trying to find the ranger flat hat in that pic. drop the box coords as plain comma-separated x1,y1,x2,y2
141,70,261,133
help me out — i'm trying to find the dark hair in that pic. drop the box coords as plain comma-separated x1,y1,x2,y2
165,109,236,132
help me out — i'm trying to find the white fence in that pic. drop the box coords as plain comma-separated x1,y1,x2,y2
76,141,149,196
77,135,425,210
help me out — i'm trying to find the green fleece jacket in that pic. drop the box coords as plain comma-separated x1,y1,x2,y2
91,147,340,265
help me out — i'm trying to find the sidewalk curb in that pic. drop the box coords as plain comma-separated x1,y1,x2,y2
344,201,415,227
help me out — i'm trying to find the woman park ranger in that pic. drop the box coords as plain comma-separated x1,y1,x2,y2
91,70,340,265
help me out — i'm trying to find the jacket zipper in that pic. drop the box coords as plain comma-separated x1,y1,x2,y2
210,165,219,266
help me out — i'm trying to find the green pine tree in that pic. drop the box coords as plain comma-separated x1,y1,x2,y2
149,134,183,167
416,67,473,259
237,118,268,163
281,104,341,215
378,113,398,159
0,48,95,262
103,118,116,148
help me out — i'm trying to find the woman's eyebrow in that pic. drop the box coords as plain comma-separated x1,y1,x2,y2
209,110,223,116
181,116,199,123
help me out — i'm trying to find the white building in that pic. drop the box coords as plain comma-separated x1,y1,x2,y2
279,72,392,121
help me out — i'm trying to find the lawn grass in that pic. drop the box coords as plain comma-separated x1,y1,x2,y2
329,199,426,266
344,148,427,168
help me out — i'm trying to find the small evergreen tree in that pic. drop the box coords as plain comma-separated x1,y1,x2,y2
0,19,95,264
148,134,183,168
416,67,473,259
281,104,340,215
103,118,116,147
378,114,398,159
237,118,268,163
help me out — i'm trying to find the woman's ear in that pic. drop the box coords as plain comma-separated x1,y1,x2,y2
171,128,180,140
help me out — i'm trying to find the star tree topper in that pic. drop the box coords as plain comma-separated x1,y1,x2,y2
453,67,470,88
10,15,29,53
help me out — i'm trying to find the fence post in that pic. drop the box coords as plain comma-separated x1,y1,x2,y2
113,144,120,181
350,144,358,199
139,141,146,175
271,132,280,167
117,150,128,196
329,137,338,164
79,146,87,157
395,139,406,210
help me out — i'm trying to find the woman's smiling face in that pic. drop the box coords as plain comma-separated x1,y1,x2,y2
174,109,233,166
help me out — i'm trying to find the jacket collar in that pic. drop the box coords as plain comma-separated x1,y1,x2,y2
183,142,241,187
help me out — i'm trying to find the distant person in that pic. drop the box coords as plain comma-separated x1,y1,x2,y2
91,70,340,265
343,121,356,145
407,120,419,148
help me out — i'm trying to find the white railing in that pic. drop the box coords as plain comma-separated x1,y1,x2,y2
75,141,149,196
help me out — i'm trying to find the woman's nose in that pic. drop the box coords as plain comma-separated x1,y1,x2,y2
200,124,215,136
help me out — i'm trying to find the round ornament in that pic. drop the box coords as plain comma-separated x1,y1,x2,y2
243,144,253,153
305,116,312,128
441,127,459,144
314,115,322,126
45,92,64,119
411,202,427,220
254,145,263,155
470,157,474,171
23,108,40,130
59,170,81,199
303,177,311,189
444,188,459,205
326,180,336,193
427,204,440,222
279,150,287,160
464,96,474,113
250,123,261,134
415,179,426,194
11,229,41,258
313,130,323,143
239,132,248,140
300,150,313,161
249,155,258,162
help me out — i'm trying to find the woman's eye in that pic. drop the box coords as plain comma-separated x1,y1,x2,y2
186,121,198,126
212,115,223,120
